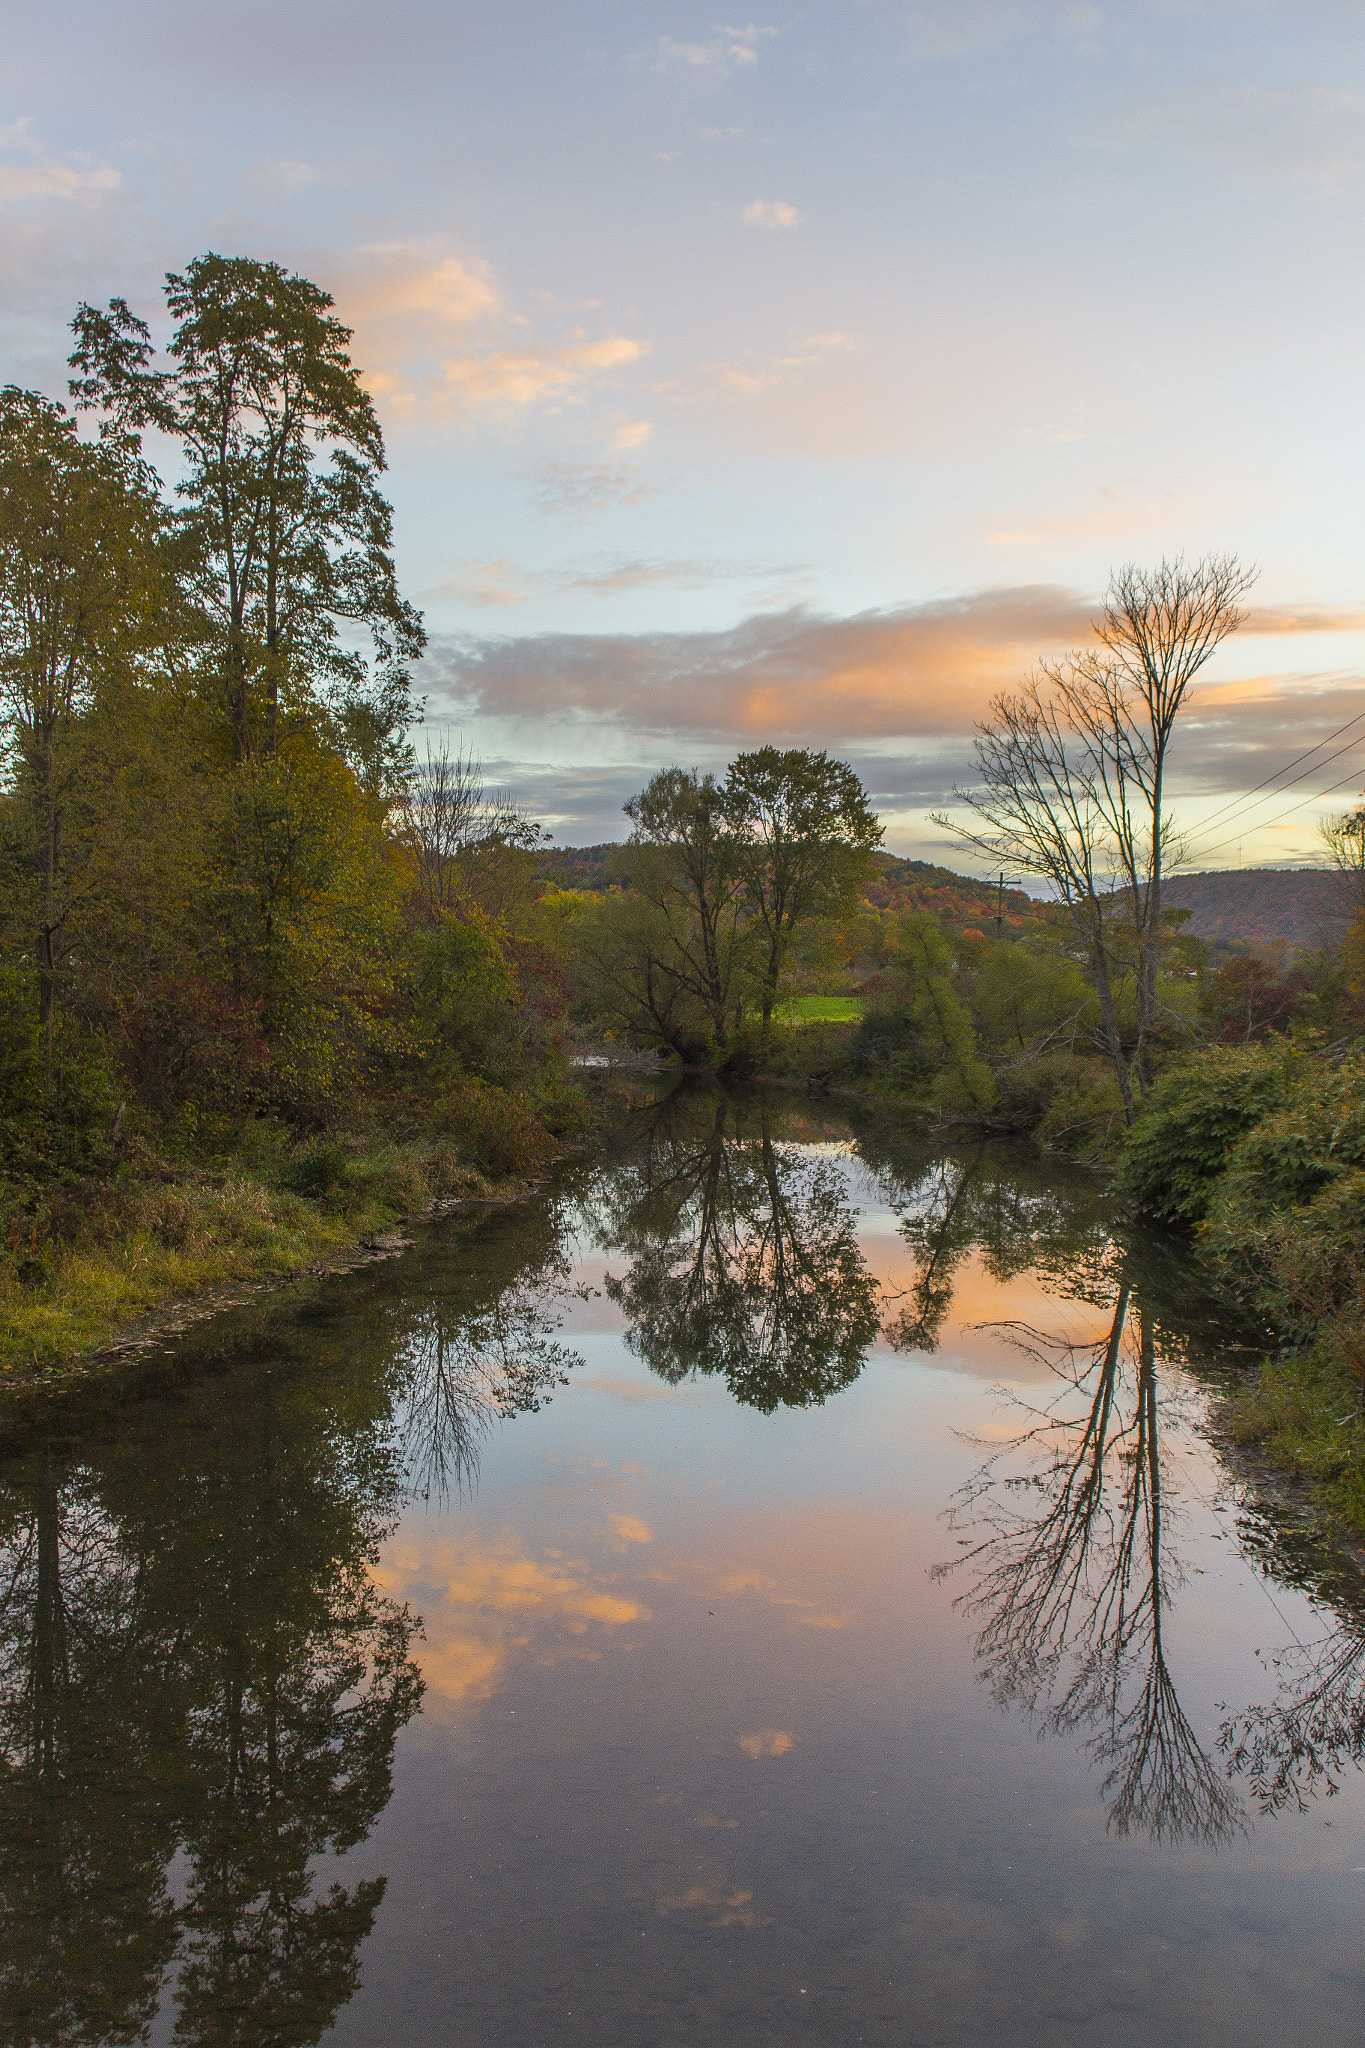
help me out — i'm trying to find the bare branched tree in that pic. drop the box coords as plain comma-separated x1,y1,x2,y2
1318,805,1365,948
939,554,1256,1109
399,739,543,925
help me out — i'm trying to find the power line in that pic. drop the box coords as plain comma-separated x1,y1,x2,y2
1185,726,1365,860
1186,705,1365,839
1191,765,1365,864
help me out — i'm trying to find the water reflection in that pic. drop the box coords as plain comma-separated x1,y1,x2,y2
937,1284,1244,1846
1214,1504,1365,1816
399,1275,582,1500
0,1213,582,2047
592,1084,881,1412
0,1387,422,2047
7,1089,1365,2043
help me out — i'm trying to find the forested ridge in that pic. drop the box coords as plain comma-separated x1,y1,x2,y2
538,844,1040,934
1164,867,1345,955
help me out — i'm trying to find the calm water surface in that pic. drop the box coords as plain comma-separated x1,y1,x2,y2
4,1080,1365,2046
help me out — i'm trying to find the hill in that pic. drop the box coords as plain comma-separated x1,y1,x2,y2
1164,869,1348,956
862,853,1037,933
536,844,1038,933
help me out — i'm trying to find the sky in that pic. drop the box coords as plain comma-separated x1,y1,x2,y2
6,0,1365,866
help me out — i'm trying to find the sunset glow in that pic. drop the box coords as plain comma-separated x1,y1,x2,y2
7,2,1364,861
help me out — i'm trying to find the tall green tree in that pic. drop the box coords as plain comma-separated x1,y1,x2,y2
723,747,882,1035
69,255,424,775
0,387,165,1064
623,768,749,1049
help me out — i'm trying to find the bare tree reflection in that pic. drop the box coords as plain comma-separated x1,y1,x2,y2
397,1278,581,1500
939,1286,1244,1846
1221,1612,1365,1814
593,1086,881,1411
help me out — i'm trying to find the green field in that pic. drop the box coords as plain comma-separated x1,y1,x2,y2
773,995,865,1024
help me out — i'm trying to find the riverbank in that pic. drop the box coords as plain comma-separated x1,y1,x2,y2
0,1071,593,1382
1218,1349,1365,1539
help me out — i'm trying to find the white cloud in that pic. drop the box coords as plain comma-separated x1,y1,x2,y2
612,420,653,450
249,158,324,192
330,240,646,423
657,23,778,72
696,329,857,402
423,585,1098,741
0,160,120,201
741,198,803,228
0,119,121,204
427,558,533,608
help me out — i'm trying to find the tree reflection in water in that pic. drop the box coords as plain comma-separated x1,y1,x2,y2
874,1140,1118,1354
592,1083,882,1412
938,1287,1244,1846
862,1124,1245,1845
1217,1499,1365,1816
398,1265,583,1500
0,1212,582,2047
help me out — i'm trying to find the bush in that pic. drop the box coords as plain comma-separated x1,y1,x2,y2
850,997,940,1094
279,1137,352,1199
429,1078,558,1179
1115,1043,1302,1225
1199,1060,1365,1340
991,1051,1126,1157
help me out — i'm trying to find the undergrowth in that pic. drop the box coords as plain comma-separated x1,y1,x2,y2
1,1076,588,1376
1223,1349,1365,1537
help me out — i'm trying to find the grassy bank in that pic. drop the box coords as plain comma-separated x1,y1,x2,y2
1221,1350,1365,1537
1118,1043,1365,1538
1,1081,587,1380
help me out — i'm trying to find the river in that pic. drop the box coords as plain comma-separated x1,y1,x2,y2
2,1078,1364,2046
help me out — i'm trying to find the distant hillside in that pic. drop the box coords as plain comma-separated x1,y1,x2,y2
536,844,1038,932
863,854,1037,932
536,843,625,893
1165,869,1347,955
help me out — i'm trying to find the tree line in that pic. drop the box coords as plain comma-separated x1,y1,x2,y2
0,255,582,1230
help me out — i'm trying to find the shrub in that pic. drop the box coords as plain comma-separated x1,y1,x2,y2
990,1051,1127,1157
1115,1043,1302,1225
429,1078,557,1179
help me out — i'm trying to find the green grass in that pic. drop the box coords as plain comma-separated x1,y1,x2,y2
1223,1346,1365,1537
773,995,865,1024
0,1071,588,1380
0,1136,501,1379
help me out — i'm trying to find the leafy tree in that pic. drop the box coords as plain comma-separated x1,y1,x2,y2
563,885,720,1063
854,913,994,1115
622,769,751,1050
1199,951,1311,1044
0,388,166,1063
207,740,406,1114
70,255,424,775
723,747,882,1036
